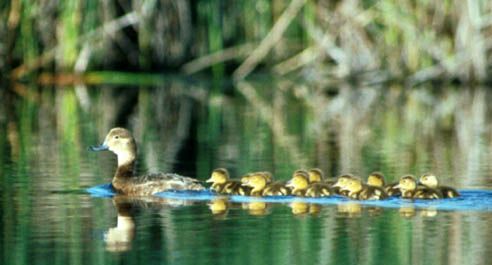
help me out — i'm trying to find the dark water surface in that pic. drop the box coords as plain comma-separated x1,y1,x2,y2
2,80,492,265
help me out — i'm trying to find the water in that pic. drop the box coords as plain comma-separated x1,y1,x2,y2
2,80,492,265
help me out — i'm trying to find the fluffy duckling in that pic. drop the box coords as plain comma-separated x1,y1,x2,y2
286,170,310,196
90,128,204,196
307,169,336,197
206,168,250,195
340,177,388,200
241,172,289,196
308,168,335,184
261,172,290,196
419,174,460,198
367,172,400,196
332,174,355,196
396,175,443,199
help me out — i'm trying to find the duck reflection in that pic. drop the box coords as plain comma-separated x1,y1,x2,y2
104,196,136,252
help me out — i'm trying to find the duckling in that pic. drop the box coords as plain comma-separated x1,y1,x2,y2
308,169,336,195
286,170,310,196
308,168,335,184
240,173,265,196
419,174,460,198
367,172,400,196
341,177,388,200
206,168,250,195
332,174,355,196
90,128,204,196
260,171,290,196
395,175,443,199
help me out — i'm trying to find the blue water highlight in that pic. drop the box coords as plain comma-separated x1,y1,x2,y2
86,184,492,212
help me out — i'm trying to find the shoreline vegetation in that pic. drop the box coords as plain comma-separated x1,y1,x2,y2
2,0,492,85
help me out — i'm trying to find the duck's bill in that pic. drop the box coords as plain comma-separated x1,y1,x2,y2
89,144,109,151
205,178,213,183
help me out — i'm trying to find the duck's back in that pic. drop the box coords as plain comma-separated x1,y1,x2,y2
113,173,205,196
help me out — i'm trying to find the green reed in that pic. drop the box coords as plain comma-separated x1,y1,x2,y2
4,0,491,83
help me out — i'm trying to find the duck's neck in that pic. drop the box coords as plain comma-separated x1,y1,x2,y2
113,153,136,182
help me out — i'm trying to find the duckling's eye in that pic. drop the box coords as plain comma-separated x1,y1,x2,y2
114,135,119,139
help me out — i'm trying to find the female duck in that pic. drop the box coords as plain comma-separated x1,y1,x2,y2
90,128,204,195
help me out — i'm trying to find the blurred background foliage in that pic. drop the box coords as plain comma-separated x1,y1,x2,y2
2,0,492,84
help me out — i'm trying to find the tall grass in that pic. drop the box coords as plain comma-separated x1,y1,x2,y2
3,0,492,84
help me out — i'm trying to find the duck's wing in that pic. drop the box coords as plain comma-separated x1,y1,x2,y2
133,173,205,193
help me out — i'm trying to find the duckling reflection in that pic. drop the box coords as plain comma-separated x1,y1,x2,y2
399,205,417,218
289,202,310,215
337,202,362,218
208,197,229,216
245,201,269,216
105,196,136,252
419,207,438,218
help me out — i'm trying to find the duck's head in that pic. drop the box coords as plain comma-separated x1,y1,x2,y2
241,173,267,190
396,175,417,191
332,174,353,189
308,168,324,183
90,128,137,166
286,170,309,190
342,177,363,193
367,172,385,187
419,173,439,188
206,168,229,184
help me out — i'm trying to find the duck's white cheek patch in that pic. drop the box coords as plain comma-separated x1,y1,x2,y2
117,152,135,166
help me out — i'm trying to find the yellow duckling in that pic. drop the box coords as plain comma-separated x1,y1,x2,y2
261,172,290,196
367,172,400,196
395,175,443,199
419,174,460,198
286,170,310,196
242,171,290,196
332,174,355,196
206,168,250,195
340,177,388,200
307,169,336,196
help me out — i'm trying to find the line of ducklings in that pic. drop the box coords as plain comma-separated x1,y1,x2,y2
206,168,460,200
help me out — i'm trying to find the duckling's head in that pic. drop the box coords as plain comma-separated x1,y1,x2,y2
286,170,309,190
367,172,385,187
332,174,354,189
206,168,229,184
90,128,137,166
419,174,439,188
242,173,267,190
342,177,363,193
396,175,417,191
308,168,325,183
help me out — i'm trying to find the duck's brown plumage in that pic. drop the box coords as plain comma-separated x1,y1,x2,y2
91,128,204,196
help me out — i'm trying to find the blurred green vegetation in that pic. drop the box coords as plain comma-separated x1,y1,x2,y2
2,0,492,83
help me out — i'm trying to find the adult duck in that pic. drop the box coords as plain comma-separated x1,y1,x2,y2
90,128,204,195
